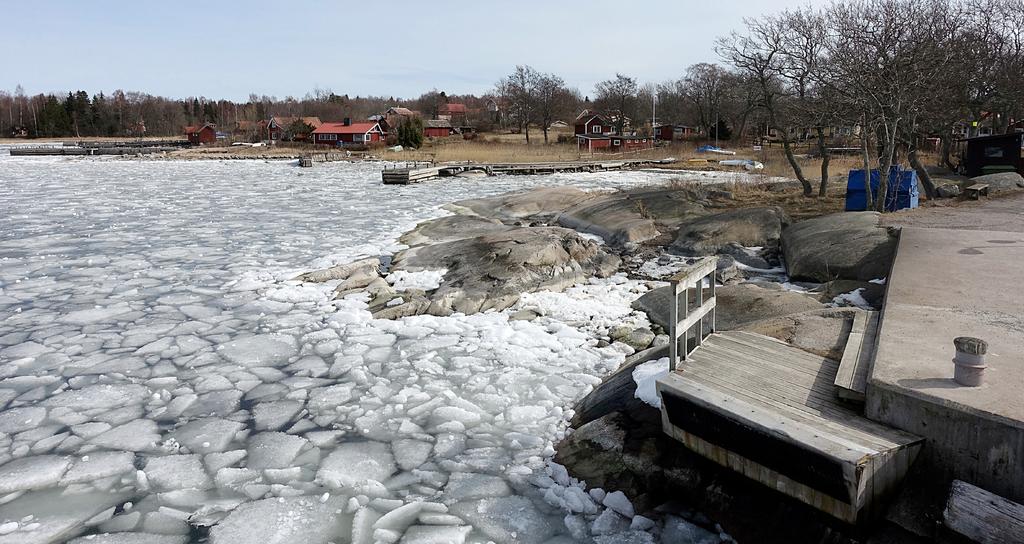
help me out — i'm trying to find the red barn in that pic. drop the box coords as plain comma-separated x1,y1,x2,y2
185,123,217,145
424,119,454,138
312,120,386,146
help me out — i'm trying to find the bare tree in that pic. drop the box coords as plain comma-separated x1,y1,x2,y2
821,0,967,208
497,65,540,143
594,74,638,135
680,64,728,138
718,17,815,196
533,72,571,143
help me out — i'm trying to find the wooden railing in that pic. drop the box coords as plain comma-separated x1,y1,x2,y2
668,257,718,370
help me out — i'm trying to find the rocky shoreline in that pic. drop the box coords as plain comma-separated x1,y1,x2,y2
292,181,908,541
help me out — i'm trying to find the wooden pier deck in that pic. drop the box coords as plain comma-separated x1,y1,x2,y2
9,146,179,156
380,158,675,184
654,259,921,524
658,331,922,524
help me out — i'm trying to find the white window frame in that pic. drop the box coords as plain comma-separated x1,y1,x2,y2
613,139,621,146
319,134,337,141
592,124,601,134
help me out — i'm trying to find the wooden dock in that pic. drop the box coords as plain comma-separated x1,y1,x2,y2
380,158,675,184
9,146,178,156
655,259,921,524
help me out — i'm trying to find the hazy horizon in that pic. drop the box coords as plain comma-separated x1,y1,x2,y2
5,0,829,101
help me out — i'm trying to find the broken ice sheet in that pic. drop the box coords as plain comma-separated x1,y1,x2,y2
0,157,734,542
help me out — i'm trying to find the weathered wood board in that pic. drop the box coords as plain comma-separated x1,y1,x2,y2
944,479,1024,544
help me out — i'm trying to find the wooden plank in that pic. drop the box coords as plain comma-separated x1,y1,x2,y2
660,373,878,462
661,418,859,523
675,362,909,452
944,480,1024,544
678,298,716,334
834,311,878,402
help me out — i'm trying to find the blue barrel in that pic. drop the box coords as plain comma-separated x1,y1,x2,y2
846,168,919,211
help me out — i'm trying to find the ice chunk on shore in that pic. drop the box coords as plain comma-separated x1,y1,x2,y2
69,534,188,544
442,473,511,501
253,401,304,431
169,417,244,453
0,406,47,434
247,432,309,470
0,455,71,493
449,496,555,544
90,419,161,452
602,490,635,518
393,439,433,471
43,384,150,410
209,495,347,544
61,451,135,485
217,335,297,367
632,358,669,409
385,269,447,291
143,454,212,491
317,441,395,490
399,525,471,544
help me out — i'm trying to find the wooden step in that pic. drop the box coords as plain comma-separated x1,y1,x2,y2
657,331,922,524
944,480,1024,544
834,310,879,403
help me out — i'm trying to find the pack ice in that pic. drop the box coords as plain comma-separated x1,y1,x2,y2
0,157,731,542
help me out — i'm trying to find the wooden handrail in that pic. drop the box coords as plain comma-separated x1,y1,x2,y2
668,257,718,370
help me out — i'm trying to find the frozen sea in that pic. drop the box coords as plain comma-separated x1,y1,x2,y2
0,154,735,544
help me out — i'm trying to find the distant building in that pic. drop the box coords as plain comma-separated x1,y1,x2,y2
438,103,468,124
574,112,651,152
656,124,698,141
266,116,323,142
383,107,418,134
574,113,612,137
185,123,217,145
423,119,455,138
312,120,386,147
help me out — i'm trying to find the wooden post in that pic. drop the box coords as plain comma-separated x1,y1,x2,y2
669,280,679,370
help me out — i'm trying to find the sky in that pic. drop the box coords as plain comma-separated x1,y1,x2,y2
3,0,828,101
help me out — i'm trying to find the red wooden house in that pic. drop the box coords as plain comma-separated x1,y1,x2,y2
312,120,386,147
185,123,217,145
575,112,613,137
655,124,699,141
575,112,652,153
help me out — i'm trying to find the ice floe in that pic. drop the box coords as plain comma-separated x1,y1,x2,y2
0,158,748,542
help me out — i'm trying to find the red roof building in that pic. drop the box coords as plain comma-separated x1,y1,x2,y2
185,123,217,145
312,120,386,146
575,113,612,137
438,103,468,123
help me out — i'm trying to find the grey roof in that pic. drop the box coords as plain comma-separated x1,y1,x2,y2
425,119,453,129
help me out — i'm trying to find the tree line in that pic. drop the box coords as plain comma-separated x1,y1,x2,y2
0,88,503,140
3,0,1020,207
715,0,1024,205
